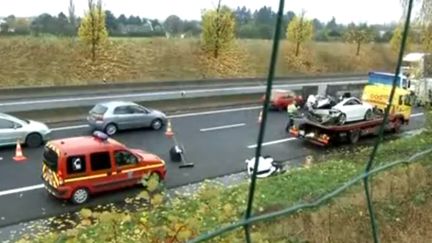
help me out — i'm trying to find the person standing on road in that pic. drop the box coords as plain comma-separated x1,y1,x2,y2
286,100,299,132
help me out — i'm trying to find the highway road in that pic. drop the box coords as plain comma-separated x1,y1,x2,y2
0,105,425,230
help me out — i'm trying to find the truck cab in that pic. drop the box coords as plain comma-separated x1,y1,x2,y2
401,52,432,106
367,71,410,90
361,84,413,123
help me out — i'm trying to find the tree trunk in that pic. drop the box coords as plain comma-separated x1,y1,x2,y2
213,0,222,59
295,41,300,56
213,46,219,58
356,42,361,56
92,42,96,61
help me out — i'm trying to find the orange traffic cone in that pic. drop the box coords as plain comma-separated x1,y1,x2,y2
165,120,174,138
257,110,263,123
13,140,27,162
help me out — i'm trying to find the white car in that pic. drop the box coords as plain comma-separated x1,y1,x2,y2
0,113,51,147
332,97,374,125
245,156,283,178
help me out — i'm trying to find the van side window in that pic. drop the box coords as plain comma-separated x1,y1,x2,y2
114,150,138,167
90,152,111,171
66,155,86,174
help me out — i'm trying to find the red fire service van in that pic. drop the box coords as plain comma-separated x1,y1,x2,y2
41,131,167,204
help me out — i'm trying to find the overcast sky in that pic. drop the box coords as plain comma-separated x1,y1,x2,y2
0,0,407,24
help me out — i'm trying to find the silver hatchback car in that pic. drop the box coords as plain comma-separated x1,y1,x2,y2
87,101,168,136
0,113,51,147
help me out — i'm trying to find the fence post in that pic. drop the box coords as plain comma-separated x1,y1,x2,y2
243,0,285,242
362,0,414,242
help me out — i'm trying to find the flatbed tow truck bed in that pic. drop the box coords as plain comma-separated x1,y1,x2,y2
289,114,404,146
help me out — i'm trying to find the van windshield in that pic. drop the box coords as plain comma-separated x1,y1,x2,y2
43,146,58,172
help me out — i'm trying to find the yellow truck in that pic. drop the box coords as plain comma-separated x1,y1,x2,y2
361,84,414,123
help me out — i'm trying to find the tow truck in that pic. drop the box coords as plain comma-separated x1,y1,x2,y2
290,84,414,146
289,112,403,146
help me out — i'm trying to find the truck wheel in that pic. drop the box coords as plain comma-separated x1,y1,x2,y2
349,130,360,144
392,118,403,133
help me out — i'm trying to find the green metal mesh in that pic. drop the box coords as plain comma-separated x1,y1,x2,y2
189,0,417,242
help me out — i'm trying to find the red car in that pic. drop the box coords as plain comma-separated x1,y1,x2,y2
261,89,304,111
41,131,166,204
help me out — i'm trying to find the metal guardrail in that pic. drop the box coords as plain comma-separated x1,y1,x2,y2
0,78,367,113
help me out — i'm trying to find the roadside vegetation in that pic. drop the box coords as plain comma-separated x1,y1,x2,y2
15,108,432,242
3,0,431,87
0,37,396,87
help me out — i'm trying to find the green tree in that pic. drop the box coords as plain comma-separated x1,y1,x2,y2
0,22,9,33
421,24,432,51
13,18,31,35
201,0,236,58
78,0,108,61
68,0,76,30
286,12,314,56
105,10,118,34
344,23,373,56
401,0,431,51
163,15,183,37
390,24,413,54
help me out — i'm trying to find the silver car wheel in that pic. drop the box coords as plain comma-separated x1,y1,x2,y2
72,188,89,204
151,119,163,130
26,133,43,148
105,124,117,136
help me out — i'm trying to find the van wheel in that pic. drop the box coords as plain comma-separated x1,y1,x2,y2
71,188,89,204
26,133,43,148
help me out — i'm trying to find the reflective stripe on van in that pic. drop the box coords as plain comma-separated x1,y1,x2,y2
42,163,60,188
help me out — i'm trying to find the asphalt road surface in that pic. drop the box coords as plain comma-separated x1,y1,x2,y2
0,106,425,229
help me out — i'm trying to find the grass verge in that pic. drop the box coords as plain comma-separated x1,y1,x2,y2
17,117,432,243
0,37,394,87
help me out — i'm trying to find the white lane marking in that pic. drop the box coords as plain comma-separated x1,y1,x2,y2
411,112,424,118
168,106,261,118
0,184,44,197
50,106,262,132
200,123,246,132
247,137,297,149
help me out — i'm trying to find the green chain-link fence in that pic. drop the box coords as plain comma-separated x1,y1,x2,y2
189,0,422,242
